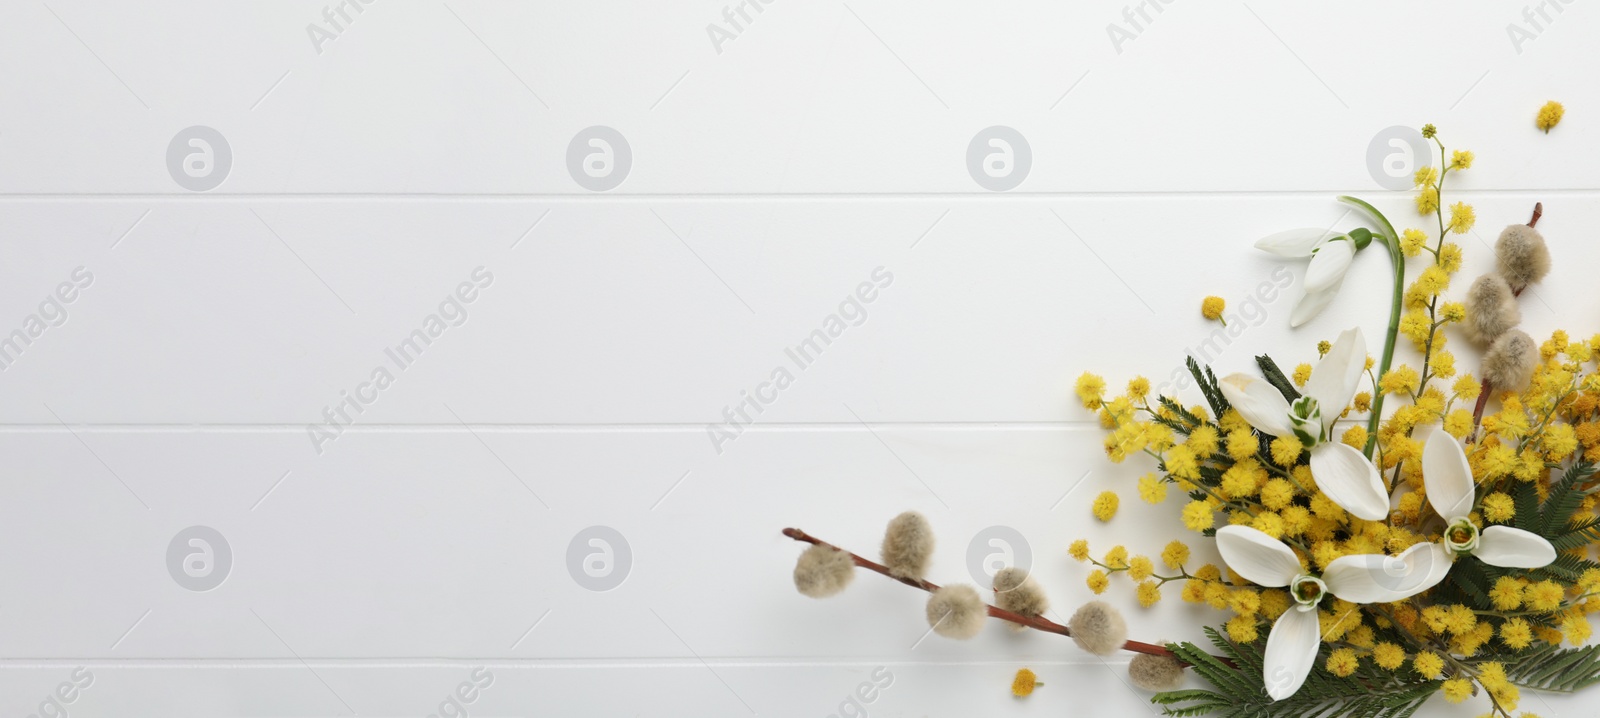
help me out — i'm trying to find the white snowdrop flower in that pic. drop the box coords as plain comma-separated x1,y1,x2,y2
1254,228,1372,327
1217,327,1389,520
1422,433,1556,569
1216,525,1447,701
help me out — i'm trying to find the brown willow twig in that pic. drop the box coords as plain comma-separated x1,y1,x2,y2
1470,202,1542,440
783,527,1227,666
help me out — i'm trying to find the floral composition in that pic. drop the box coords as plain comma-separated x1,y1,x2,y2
1073,126,1597,717
783,123,1594,718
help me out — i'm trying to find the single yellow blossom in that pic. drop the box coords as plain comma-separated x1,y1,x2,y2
1128,555,1154,581
1413,651,1444,679
1137,473,1168,504
1502,617,1534,650
1373,642,1406,670
1181,500,1214,531
1092,491,1119,521
1417,186,1439,214
1448,202,1475,234
1269,435,1303,467
1325,648,1359,677
1075,372,1106,409
1011,668,1040,697
1482,492,1515,523
1225,615,1258,642
1136,580,1161,607
1146,543,1185,575
1537,100,1564,133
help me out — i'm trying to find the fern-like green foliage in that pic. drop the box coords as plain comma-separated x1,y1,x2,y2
1188,356,1231,420
1254,354,1301,404
1153,628,1440,718
1502,643,1600,692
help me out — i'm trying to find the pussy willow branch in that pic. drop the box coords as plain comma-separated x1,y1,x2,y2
1470,202,1543,439
782,527,1225,665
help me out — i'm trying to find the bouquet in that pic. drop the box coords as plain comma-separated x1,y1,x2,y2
783,122,1598,718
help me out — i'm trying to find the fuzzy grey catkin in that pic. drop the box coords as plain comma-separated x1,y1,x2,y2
1483,329,1539,393
880,511,935,580
793,544,855,598
992,567,1049,631
1464,273,1521,345
925,584,987,639
1495,224,1552,290
1128,652,1186,691
1068,601,1128,656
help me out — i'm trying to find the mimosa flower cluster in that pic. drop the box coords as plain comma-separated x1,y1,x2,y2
1075,129,1600,717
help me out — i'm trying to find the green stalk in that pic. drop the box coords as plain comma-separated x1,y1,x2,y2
1337,195,1403,460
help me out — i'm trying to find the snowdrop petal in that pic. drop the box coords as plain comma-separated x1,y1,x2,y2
1309,443,1390,521
1263,606,1320,701
1322,542,1451,603
1421,433,1475,522
1305,327,1367,435
1218,374,1295,438
1255,229,1340,258
1215,526,1301,587
1304,239,1355,294
1475,526,1558,569
1288,280,1343,328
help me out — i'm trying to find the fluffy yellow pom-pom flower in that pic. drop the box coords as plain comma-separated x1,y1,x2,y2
1416,186,1439,214
1128,555,1154,581
1373,642,1406,670
1011,667,1041,697
1399,228,1429,256
1136,581,1161,607
1201,296,1226,323
1137,474,1167,504
1182,500,1215,531
1448,202,1475,234
1161,540,1190,569
1413,652,1444,679
1092,491,1119,521
1537,100,1564,133
1075,372,1106,409
1325,648,1360,677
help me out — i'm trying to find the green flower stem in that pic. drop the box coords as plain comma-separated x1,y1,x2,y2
1338,195,1403,461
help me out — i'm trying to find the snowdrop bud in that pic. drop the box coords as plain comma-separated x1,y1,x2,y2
1068,601,1128,656
792,544,855,598
1464,274,1520,345
1483,329,1539,393
992,567,1049,631
1495,224,1551,290
1129,652,1187,691
881,511,935,580
926,584,987,639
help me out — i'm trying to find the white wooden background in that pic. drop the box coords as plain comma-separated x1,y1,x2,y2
2,1,1597,716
